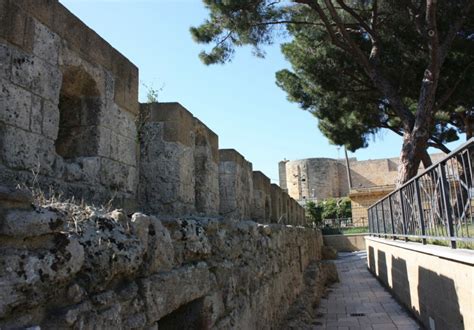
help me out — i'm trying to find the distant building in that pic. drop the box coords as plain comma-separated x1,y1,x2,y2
279,154,444,226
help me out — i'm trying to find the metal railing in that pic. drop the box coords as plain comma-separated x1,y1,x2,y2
323,217,353,227
368,138,474,249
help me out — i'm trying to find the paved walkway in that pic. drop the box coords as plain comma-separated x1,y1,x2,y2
314,251,420,330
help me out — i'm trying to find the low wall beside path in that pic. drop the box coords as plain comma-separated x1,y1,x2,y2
323,233,367,252
366,237,473,330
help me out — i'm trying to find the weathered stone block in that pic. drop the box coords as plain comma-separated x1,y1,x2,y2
251,171,271,222
219,149,253,220
0,208,65,237
32,19,60,65
11,47,61,103
118,134,137,167
280,192,290,224
41,99,59,140
142,102,195,146
0,79,32,130
0,1,34,52
194,118,219,215
0,124,56,174
139,263,212,323
126,166,138,194
0,185,32,209
0,43,11,79
63,157,101,184
99,158,132,191
30,94,42,134
270,183,282,223
139,105,196,215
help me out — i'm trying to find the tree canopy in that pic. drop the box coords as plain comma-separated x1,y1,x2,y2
191,0,474,184
305,197,352,226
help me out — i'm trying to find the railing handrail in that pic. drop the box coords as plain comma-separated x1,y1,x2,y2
368,137,474,249
370,137,474,206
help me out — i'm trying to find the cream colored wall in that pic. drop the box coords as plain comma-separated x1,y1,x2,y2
323,234,367,252
350,191,392,227
366,238,473,330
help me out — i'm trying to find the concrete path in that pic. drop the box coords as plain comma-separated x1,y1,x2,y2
314,251,420,330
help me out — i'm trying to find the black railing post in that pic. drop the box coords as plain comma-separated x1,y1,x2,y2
388,195,395,240
381,201,387,238
439,163,457,248
375,204,381,237
368,207,373,235
399,189,408,242
414,178,427,245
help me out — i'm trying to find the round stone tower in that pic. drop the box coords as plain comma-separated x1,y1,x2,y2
281,158,348,202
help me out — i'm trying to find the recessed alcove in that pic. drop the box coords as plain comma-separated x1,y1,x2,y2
157,297,208,330
55,66,101,159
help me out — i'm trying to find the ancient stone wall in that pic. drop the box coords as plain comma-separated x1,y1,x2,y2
281,154,446,203
0,0,307,224
282,158,344,202
0,0,139,207
0,3,321,328
0,189,334,329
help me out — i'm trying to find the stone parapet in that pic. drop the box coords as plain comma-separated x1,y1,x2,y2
194,118,219,215
251,171,271,222
138,103,196,216
0,0,139,115
0,0,138,207
218,149,253,220
270,183,283,223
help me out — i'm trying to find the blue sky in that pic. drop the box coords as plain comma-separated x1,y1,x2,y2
60,0,463,183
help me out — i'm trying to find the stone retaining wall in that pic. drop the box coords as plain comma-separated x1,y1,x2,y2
0,188,333,329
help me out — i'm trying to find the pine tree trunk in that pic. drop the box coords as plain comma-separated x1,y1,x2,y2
396,131,430,186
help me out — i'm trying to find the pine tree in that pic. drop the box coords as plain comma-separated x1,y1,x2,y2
191,0,474,184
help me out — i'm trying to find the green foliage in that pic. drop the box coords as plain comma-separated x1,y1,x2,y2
191,0,474,153
322,226,369,235
306,197,352,227
321,198,338,220
338,197,352,218
142,82,164,104
320,197,351,219
305,200,322,224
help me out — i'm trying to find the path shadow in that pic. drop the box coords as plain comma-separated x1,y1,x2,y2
391,256,412,311
377,250,388,284
417,266,463,330
368,246,376,272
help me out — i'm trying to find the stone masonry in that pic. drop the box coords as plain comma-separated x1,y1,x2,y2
0,0,306,224
0,1,323,329
280,154,445,225
0,188,337,329
0,0,139,208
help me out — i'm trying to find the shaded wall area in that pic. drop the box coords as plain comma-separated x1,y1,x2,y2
366,237,472,330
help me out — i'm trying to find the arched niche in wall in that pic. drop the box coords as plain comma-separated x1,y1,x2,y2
55,66,102,159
